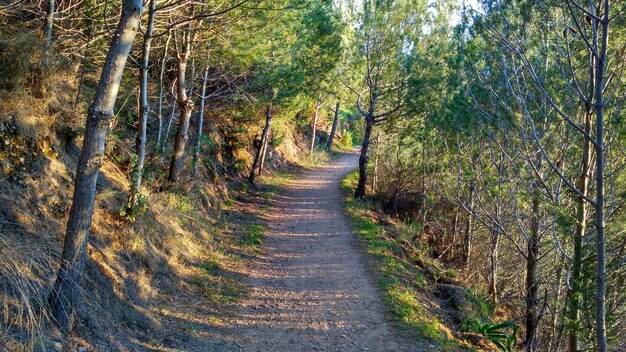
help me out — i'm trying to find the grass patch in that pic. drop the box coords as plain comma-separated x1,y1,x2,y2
300,149,332,168
190,259,245,304
241,223,265,247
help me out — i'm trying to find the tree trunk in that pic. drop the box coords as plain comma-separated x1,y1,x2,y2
168,27,194,183
462,184,474,269
126,0,155,213
593,5,608,349
326,102,340,150
248,105,272,185
372,131,381,194
567,113,591,352
548,256,565,352
565,13,596,346
162,104,175,154
567,73,595,352
488,217,500,304
43,0,55,67
489,151,504,304
452,207,460,257
354,116,373,198
525,182,541,352
48,0,143,331
168,100,192,182
192,62,209,177
258,128,270,176
310,100,321,153
156,30,172,149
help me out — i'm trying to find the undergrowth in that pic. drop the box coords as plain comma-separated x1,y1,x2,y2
341,171,520,351
340,172,459,349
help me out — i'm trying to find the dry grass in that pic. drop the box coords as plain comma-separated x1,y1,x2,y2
0,140,268,351
0,49,336,350
0,73,265,350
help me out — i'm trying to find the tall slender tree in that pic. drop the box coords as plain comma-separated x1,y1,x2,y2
345,0,427,198
326,102,340,150
49,0,144,331
126,0,156,214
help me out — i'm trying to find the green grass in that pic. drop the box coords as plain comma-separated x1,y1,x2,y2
199,260,221,274
257,169,294,201
300,149,332,168
340,171,459,349
191,259,245,304
190,274,243,304
241,223,265,247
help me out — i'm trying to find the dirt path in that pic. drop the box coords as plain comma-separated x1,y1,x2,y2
221,152,422,351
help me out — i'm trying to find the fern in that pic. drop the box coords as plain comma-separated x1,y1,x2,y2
471,320,518,352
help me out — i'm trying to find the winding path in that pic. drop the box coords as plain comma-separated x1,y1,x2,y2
227,152,421,351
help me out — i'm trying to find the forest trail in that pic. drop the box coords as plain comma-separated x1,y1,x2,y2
218,152,423,351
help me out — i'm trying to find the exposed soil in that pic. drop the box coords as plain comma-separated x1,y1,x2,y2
207,152,425,351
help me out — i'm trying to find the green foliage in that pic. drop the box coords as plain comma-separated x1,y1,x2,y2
270,133,285,148
233,0,343,105
466,320,518,352
119,193,147,222
337,130,355,149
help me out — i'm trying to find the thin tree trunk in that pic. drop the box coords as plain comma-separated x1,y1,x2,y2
192,62,209,177
593,4,609,349
452,207,459,257
421,139,427,225
567,50,595,352
126,0,156,213
48,0,143,331
74,22,92,108
156,30,172,149
162,104,175,154
372,131,381,194
43,0,54,67
391,146,402,215
258,128,270,176
326,102,340,150
548,257,565,352
355,116,373,198
488,213,500,304
525,181,541,351
249,105,272,185
489,151,504,304
463,184,474,269
310,100,321,153
567,112,591,352
168,101,192,182
168,26,194,183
